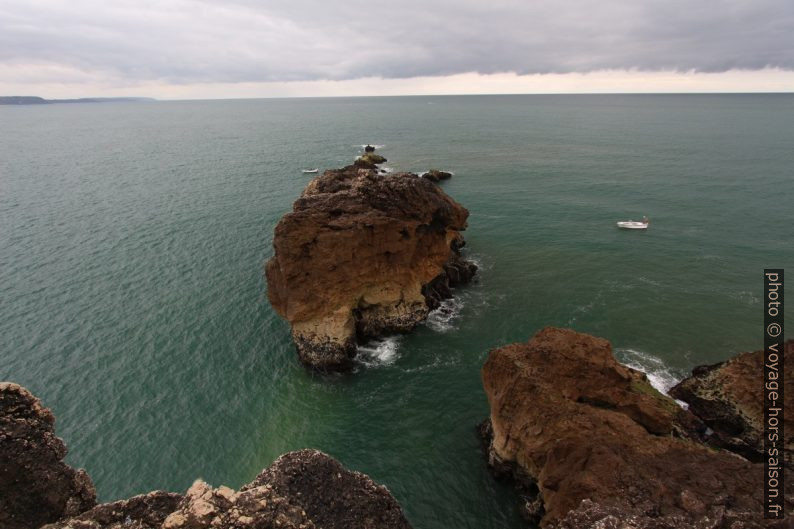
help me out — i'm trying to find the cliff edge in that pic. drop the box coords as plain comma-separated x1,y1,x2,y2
0,382,96,529
2,382,413,529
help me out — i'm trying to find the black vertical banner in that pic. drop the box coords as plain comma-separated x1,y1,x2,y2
764,269,784,519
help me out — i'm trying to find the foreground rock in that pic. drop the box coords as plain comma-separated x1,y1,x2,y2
481,327,792,528
4,383,413,529
48,450,411,529
266,161,476,370
0,382,96,529
670,339,793,468
42,492,183,529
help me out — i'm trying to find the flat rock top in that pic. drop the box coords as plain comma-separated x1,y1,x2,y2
285,165,468,229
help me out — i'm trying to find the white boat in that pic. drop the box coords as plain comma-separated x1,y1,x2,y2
301,168,318,174
617,217,649,229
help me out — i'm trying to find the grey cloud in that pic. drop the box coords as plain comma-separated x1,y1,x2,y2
0,0,792,84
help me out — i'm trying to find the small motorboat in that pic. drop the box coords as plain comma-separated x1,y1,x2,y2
617,216,650,229
301,168,319,174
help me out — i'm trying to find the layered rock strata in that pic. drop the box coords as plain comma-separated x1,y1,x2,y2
670,339,793,467
3,383,413,529
481,327,792,528
266,161,476,370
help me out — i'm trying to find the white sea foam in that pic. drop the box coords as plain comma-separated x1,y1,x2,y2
426,296,464,333
465,254,487,272
380,166,395,174
616,348,683,394
357,144,385,150
357,336,401,367
729,290,760,306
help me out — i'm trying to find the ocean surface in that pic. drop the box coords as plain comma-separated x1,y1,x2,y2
1,94,792,528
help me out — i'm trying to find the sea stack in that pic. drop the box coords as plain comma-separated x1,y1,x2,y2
266,150,476,370
480,327,792,528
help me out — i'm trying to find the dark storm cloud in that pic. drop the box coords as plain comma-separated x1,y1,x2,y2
0,0,792,83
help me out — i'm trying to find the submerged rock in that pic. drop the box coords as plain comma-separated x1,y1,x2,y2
265,163,476,370
670,339,793,467
421,169,452,183
0,382,96,529
481,327,792,528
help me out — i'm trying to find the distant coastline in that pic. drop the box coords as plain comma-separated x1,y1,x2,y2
0,96,155,105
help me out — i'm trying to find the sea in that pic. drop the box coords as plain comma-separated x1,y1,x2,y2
1,94,792,528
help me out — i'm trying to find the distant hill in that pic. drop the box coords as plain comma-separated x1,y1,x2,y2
0,96,156,105
0,96,50,105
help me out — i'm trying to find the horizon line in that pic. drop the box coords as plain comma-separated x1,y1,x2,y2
5,91,794,103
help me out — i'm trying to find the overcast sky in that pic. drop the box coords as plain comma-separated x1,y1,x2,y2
1,0,792,98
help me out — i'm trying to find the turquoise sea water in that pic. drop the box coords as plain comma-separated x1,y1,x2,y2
1,94,792,528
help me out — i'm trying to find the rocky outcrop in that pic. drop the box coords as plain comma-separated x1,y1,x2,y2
359,152,387,165
265,161,476,370
481,328,792,528
421,170,452,183
42,492,183,529
4,383,412,529
670,339,793,468
0,382,96,529
241,450,411,529
48,450,411,529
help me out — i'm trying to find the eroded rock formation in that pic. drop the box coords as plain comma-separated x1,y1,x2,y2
0,382,96,529
670,339,793,467
481,327,792,528
4,383,413,529
266,160,476,370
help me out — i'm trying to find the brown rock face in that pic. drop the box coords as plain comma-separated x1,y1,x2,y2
481,328,792,528
266,164,476,370
670,339,793,468
0,382,96,529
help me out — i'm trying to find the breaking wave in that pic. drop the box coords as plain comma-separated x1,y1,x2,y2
615,348,683,394
425,297,465,333
357,336,401,367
